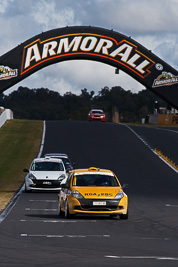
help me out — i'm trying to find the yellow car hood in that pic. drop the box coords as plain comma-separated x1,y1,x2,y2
76,187,121,199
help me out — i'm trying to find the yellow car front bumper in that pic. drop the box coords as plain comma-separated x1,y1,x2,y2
67,195,128,215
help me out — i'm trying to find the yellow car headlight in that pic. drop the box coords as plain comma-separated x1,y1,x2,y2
72,190,84,199
114,190,124,199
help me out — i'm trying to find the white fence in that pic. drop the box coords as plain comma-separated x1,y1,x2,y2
0,109,13,128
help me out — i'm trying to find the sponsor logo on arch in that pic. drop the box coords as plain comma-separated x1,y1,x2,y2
153,71,178,87
0,65,18,80
21,33,155,78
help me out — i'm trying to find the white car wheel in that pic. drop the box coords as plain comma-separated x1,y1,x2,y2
25,183,31,193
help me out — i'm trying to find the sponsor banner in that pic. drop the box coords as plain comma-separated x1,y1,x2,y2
158,114,178,125
21,34,155,79
0,65,18,80
0,26,177,108
153,72,178,88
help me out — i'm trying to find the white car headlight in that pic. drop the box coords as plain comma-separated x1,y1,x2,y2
29,173,36,180
72,190,84,199
114,190,124,199
58,174,66,181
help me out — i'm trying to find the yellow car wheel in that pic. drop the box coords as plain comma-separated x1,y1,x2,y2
57,201,64,217
64,200,73,219
110,214,118,218
120,210,128,220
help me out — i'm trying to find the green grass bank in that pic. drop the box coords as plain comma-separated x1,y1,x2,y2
0,119,43,211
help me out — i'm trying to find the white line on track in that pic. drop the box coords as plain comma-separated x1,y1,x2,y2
122,124,178,174
0,185,23,223
166,204,178,207
20,219,97,223
20,219,77,223
140,237,170,241
105,255,178,261
21,234,110,238
29,200,57,202
25,208,57,211
155,127,178,134
125,236,170,241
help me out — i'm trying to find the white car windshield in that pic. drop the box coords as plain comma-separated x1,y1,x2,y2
31,161,64,171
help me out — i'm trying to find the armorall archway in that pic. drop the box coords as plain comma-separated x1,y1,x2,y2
0,26,178,109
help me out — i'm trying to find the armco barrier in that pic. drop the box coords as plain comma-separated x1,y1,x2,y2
0,109,13,128
148,114,158,125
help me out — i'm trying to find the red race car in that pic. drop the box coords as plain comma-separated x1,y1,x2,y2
88,109,106,122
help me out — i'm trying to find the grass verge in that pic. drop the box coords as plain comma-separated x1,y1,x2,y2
0,119,43,211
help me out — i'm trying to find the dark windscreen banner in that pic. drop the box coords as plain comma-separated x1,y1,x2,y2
0,26,178,108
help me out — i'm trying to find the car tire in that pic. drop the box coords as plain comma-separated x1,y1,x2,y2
64,200,73,219
25,184,31,193
57,201,64,217
110,214,118,218
120,210,128,220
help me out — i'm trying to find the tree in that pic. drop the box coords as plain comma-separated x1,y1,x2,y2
0,85,167,122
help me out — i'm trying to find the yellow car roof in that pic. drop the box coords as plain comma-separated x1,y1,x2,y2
73,167,114,174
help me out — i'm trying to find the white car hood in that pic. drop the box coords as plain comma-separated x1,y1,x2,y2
30,171,65,180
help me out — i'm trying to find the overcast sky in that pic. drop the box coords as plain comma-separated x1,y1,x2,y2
1,0,178,95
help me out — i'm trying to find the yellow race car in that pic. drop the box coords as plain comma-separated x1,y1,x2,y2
58,167,128,219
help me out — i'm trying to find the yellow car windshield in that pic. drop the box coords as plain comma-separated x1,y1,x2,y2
73,174,119,187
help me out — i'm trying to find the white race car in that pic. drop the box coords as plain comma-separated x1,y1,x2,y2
23,157,67,192
44,153,75,171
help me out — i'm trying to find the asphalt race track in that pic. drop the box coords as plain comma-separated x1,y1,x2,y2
0,121,178,267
